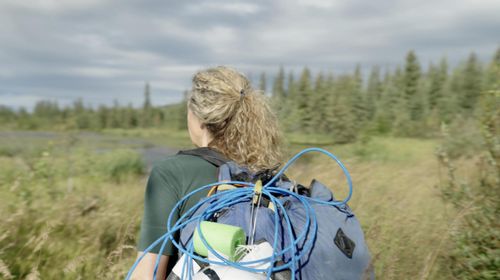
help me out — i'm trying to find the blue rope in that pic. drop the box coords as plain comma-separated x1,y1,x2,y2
126,147,353,280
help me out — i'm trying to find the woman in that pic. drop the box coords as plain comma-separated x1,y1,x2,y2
131,66,283,279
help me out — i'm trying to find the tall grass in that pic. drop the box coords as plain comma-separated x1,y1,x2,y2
0,131,477,279
0,140,145,279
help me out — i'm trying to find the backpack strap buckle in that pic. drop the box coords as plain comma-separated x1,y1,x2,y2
252,180,263,205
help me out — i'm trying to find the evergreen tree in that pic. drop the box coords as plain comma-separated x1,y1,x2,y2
97,105,109,129
486,47,500,90
437,58,449,106
441,66,465,122
310,72,328,133
427,64,439,110
351,65,367,127
72,99,91,129
366,66,382,120
142,82,152,127
272,66,286,100
460,52,483,113
0,106,16,126
390,66,415,135
329,75,357,143
436,79,456,124
271,67,286,123
17,107,37,129
34,100,60,120
281,71,297,131
109,100,121,128
153,108,164,127
286,71,295,98
374,71,400,134
128,103,139,128
322,73,336,133
296,67,313,131
404,50,423,120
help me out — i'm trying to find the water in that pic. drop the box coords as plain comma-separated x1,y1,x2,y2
0,130,178,169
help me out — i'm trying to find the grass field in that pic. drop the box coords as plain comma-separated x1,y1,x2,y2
286,137,455,279
0,129,458,279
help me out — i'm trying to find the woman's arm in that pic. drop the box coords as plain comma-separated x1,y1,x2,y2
135,164,182,278
130,252,169,280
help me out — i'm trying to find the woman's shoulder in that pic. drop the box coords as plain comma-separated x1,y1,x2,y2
151,150,217,175
147,151,218,194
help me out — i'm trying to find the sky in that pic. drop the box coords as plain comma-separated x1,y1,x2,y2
1,0,499,110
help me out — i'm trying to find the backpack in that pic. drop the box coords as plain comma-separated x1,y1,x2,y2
175,147,374,280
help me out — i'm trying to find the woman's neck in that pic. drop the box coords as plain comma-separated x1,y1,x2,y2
198,132,213,147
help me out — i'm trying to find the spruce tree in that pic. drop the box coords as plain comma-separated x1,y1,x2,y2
441,66,465,122
271,67,286,122
72,99,91,129
425,57,448,122
125,103,138,128
329,75,358,143
110,99,121,128
281,71,297,131
375,71,400,134
486,47,500,90
391,66,414,135
142,82,152,127
351,65,367,127
97,105,108,129
310,72,328,133
404,50,422,120
272,66,286,100
366,66,383,121
427,64,439,110
460,52,483,113
436,79,456,123
323,73,336,134
296,67,313,131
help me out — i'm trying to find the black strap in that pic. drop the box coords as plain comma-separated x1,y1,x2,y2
177,147,229,167
202,268,220,280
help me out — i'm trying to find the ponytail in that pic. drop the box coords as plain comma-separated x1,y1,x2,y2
188,66,282,171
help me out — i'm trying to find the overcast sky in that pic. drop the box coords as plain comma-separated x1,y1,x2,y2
1,0,499,110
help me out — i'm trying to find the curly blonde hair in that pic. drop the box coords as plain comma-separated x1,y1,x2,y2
188,66,283,171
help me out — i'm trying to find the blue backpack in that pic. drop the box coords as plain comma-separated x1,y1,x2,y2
176,147,374,280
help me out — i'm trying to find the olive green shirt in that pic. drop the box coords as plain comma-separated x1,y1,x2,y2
137,152,217,255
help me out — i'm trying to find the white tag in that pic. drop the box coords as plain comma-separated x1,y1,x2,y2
172,254,201,277
239,242,274,270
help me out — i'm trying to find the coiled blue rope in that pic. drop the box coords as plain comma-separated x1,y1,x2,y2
126,147,353,280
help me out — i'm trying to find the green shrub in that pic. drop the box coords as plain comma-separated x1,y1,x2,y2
0,146,22,157
439,116,484,159
98,149,145,183
436,89,499,279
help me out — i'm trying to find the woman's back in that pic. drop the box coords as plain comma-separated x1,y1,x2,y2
137,149,221,256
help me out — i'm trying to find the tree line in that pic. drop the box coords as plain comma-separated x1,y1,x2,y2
268,48,498,143
0,48,498,143
0,83,186,131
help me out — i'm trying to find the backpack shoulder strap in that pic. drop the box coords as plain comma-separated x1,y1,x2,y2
177,147,229,167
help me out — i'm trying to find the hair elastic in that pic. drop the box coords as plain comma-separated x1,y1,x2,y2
240,89,246,101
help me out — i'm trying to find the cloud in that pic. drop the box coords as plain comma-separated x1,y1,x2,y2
0,0,498,110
